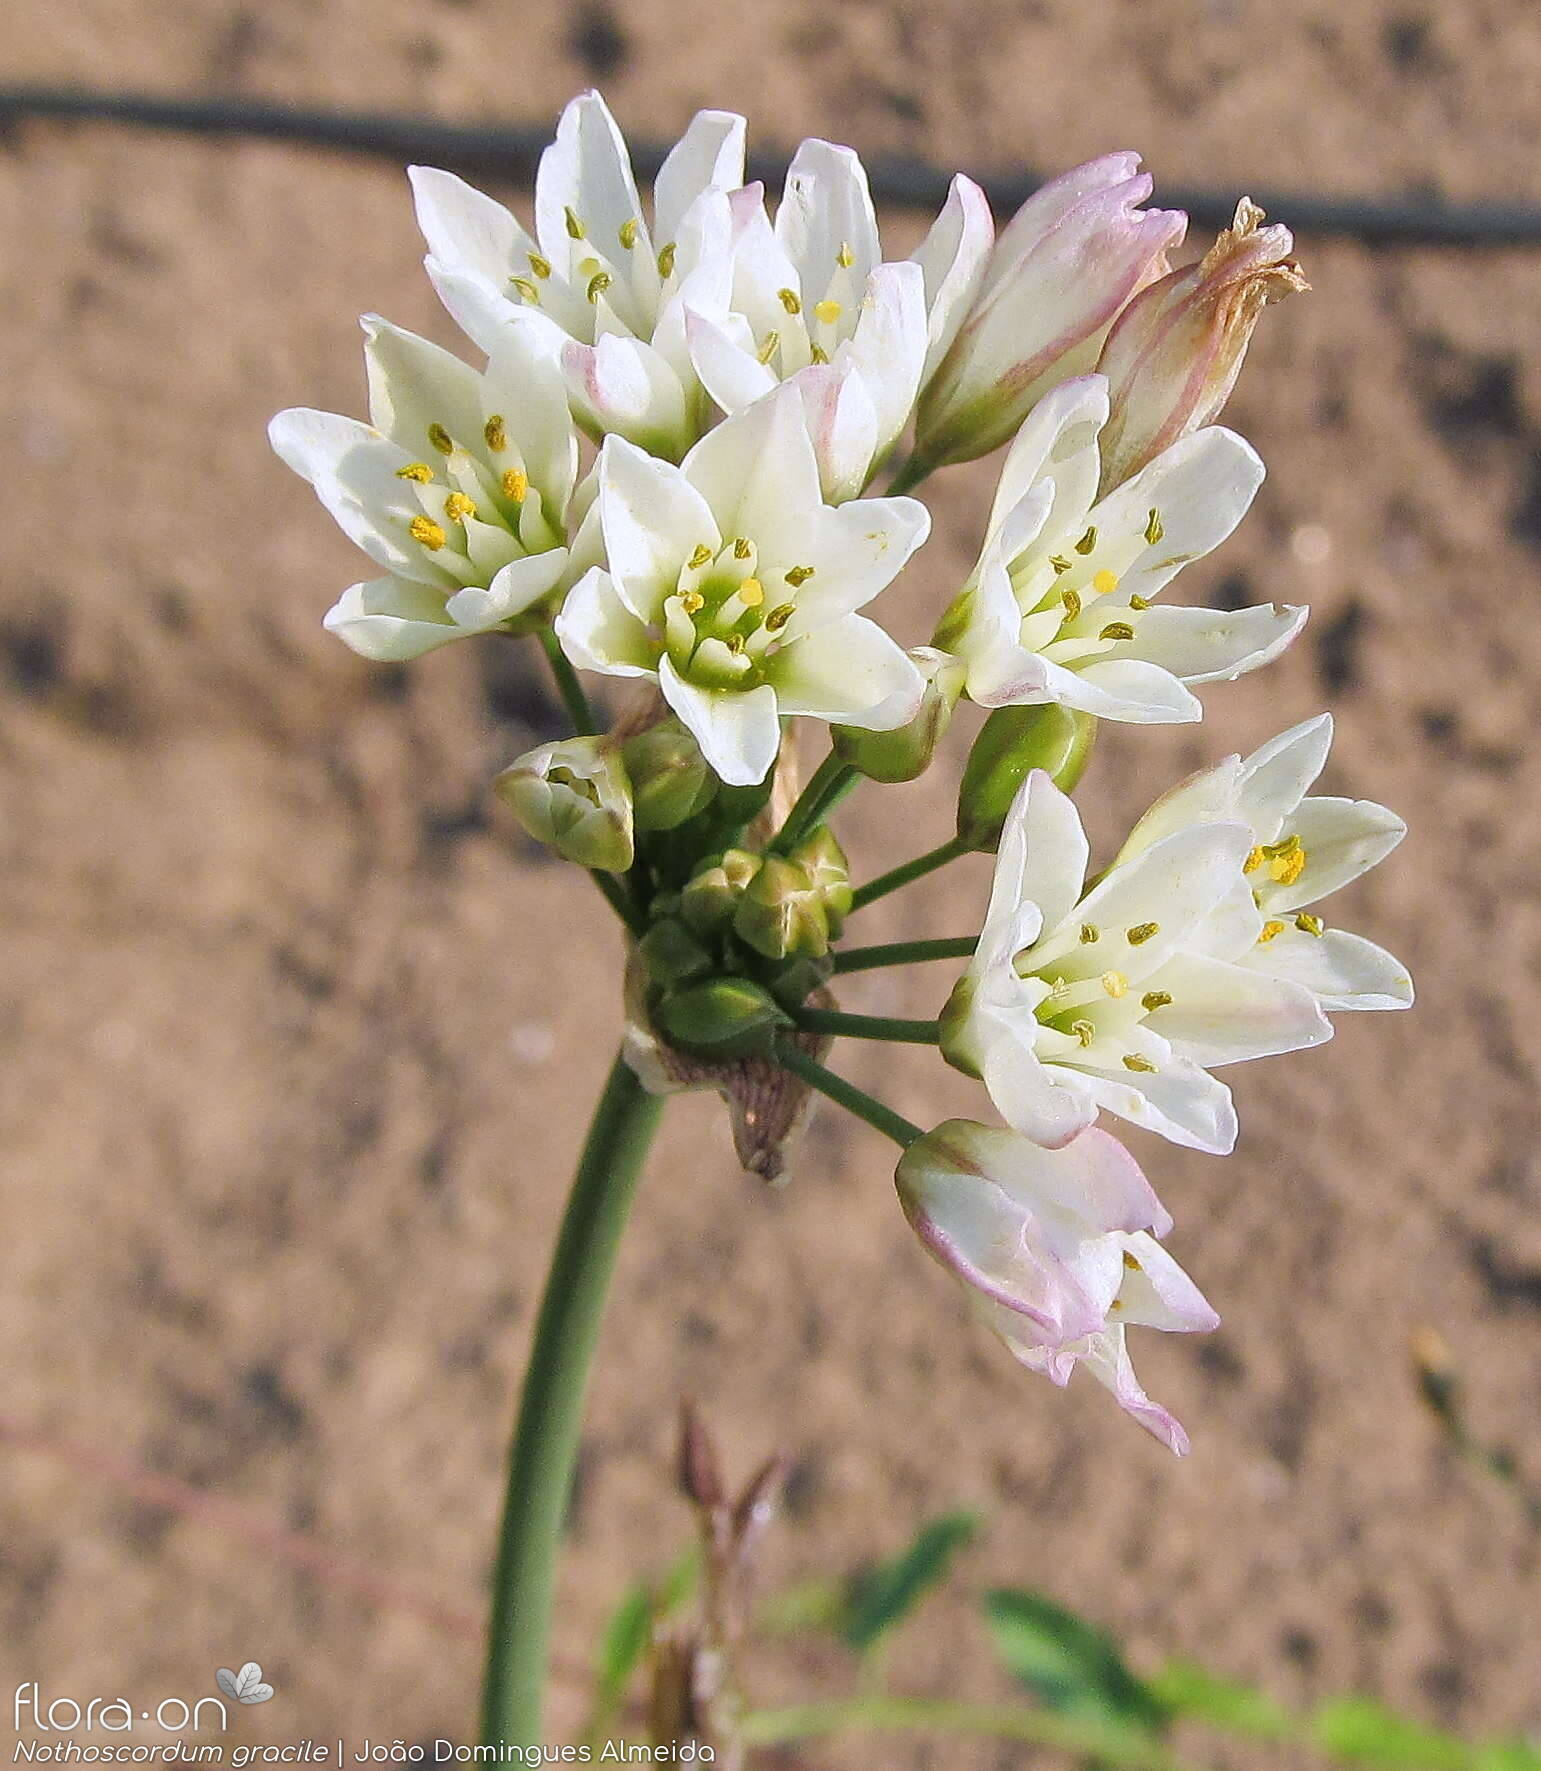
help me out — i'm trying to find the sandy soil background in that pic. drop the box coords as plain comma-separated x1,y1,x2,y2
3,1,1541,1764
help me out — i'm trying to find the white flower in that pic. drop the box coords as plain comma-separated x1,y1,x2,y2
555,383,929,786
1117,714,1414,1012
940,769,1333,1154
915,154,1188,469
896,1119,1217,1453
269,318,581,661
684,144,992,501
409,92,745,457
934,374,1305,724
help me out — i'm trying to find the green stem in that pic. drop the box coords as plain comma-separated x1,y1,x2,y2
740,1696,1205,1770
773,1040,922,1148
793,1007,940,1046
833,936,978,974
539,626,597,736
589,869,645,934
885,454,934,497
850,835,972,913
772,753,861,855
480,1053,665,1747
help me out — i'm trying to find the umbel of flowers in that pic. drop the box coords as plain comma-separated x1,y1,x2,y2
273,91,1408,1471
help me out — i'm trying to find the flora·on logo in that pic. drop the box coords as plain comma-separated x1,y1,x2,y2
13,1683,229,1733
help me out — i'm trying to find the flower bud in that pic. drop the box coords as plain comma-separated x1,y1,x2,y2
494,736,634,872
732,856,829,960
956,704,1097,851
833,648,966,783
1095,198,1308,494
680,848,763,935
636,918,715,991
621,718,717,833
655,977,790,1060
790,828,853,936
913,155,1187,470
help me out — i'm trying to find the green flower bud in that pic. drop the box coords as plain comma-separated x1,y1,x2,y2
832,648,966,783
733,856,829,960
494,736,634,872
791,827,853,936
767,952,835,1012
621,718,716,832
656,977,790,1060
956,704,1097,852
636,918,714,990
680,848,763,935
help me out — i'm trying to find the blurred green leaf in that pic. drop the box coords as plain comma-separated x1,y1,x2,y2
1148,1660,1290,1738
1313,1697,1469,1769
840,1511,980,1653
583,1581,652,1745
1477,1743,1541,1771
655,1543,700,1619
759,1574,850,1636
984,1588,1167,1736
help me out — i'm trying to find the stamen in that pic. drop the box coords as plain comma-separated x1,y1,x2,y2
1123,1249,1143,1271
756,330,780,365
1079,924,1100,945
679,590,706,615
483,415,508,452
813,299,842,325
836,240,855,268
657,242,677,278
1127,922,1159,945
1123,1054,1157,1072
587,271,613,303
427,423,454,454
1295,911,1325,936
738,578,764,608
564,206,586,240
1262,833,1301,858
784,565,815,587
688,543,714,569
409,516,446,551
1093,569,1119,594
617,218,639,250
765,603,796,632
1048,976,1071,1001
1144,508,1164,545
1071,1020,1096,1047
809,344,830,364
777,287,802,315
1101,971,1128,998
1050,555,1073,574
511,277,541,304
527,252,553,279
1270,846,1308,887
1129,594,1151,611
395,462,434,482
1141,990,1172,1012
1099,622,1136,641
733,538,753,560
444,492,477,521
1060,588,1083,620
1243,846,1266,874
502,468,529,503
1258,919,1287,943
1074,526,1098,555
726,632,746,655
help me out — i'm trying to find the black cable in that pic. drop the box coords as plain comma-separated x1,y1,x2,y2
5,85,1541,249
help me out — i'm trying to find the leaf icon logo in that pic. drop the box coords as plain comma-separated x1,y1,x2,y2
216,1663,275,1705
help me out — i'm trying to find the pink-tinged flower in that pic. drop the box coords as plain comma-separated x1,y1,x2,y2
1095,198,1309,494
914,155,1187,469
896,1118,1217,1453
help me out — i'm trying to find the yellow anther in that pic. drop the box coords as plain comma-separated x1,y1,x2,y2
688,543,714,569
785,565,815,587
587,271,613,303
1141,990,1173,1012
444,492,477,522
657,242,677,278
777,287,802,315
1099,621,1136,641
1079,924,1100,945
527,251,553,279
1093,569,1119,594
511,277,541,304
1259,919,1287,943
1129,593,1151,610
679,590,706,615
564,206,586,240
1123,1053,1157,1072
1109,1298,1124,1313
1244,846,1266,874
810,343,830,364
1060,588,1083,621
395,462,434,482
813,299,842,325
733,537,753,560
726,632,746,655
765,603,796,632
1296,911,1325,936
836,240,855,268
1144,507,1164,546
1074,526,1098,555
1123,1249,1143,1271
427,423,454,454
1261,833,1300,858
1127,922,1159,945
1071,1019,1096,1047
502,468,529,503
738,578,764,607
1270,847,1308,887
483,415,508,452
756,330,780,365
409,515,446,550
1050,555,1073,574
1101,970,1129,998
618,218,639,250
1048,976,1071,1001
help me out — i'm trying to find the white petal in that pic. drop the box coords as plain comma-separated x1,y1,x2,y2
361,317,486,457
1140,951,1332,1067
443,550,570,631
1073,1052,1238,1155
777,494,931,637
597,436,719,617
654,111,747,242
1266,795,1408,911
658,656,782,786
482,328,580,516
765,615,924,726
423,259,542,359
1042,657,1202,723
684,307,777,414
681,382,824,542
1116,756,1243,862
323,576,456,661
562,335,691,457
536,90,645,269
1098,602,1308,685
788,361,882,505
985,374,1108,545
912,173,994,384
840,261,929,455
1073,1327,1193,1454
1000,770,1091,936
553,566,659,676
980,153,1148,302
408,166,534,286
776,139,880,291
981,1029,1101,1150
1242,926,1414,1011
1235,714,1333,834
1115,1233,1219,1333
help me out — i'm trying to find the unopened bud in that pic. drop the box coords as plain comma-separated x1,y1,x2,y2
494,736,633,872
733,856,829,960
956,704,1097,851
790,827,853,935
622,718,717,832
680,848,763,935
833,647,965,783
637,919,715,991
655,977,790,1060
1095,197,1308,493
